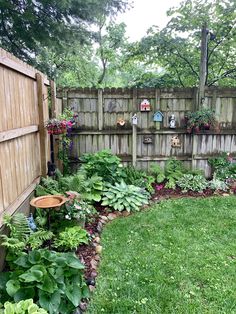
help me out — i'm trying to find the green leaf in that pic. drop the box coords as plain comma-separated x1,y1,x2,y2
19,268,44,283
65,254,85,269
39,290,61,314
65,282,82,307
36,273,57,293
6,279,20,297
28,250,42,264
14,287,35,302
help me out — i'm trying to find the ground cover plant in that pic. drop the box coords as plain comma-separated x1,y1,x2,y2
88,196,236,314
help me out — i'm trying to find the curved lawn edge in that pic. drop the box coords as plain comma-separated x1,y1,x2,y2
87,196,236,314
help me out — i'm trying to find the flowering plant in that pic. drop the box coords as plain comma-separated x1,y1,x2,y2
45,108,78,135
64,191,97,223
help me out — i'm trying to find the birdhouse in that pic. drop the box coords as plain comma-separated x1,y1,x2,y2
171,136,181,148
117,118,125,126
169,114,176,129
143,135,153,144
153,111,164,122
132,114,138,125
140,99,151,112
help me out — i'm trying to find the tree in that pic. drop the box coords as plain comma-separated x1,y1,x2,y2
0,0,129,69
129,0,236,87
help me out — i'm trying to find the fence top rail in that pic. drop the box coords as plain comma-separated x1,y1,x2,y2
57,86,236,98
0,48,49,85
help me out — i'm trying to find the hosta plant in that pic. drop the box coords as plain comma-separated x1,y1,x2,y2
101,181,149,212
177,174,208,193
209,174,228,191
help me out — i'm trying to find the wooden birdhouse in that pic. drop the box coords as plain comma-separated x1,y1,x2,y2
171,136,181,148
153,111,164,122
140,99,151,112
132,114,138,125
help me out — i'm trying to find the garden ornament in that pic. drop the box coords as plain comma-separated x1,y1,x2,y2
27,213,37,231
169,114,176,129
140,99,151,111
171,136,181,148
117,118,126,126
132,114,138,125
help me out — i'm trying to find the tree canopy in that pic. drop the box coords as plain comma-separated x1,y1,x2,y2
130,0,236,87
0,0,129,65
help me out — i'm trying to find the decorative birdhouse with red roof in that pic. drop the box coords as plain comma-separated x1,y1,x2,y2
140,99,151,112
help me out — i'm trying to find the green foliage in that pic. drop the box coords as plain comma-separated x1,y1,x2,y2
0,0,129,73
209,174,228,191
0,299,48,314
150,159,186,189
177,174,208,193
208,153,236,180
53,226,88,251
187,108,217,129
0,214,53,257
80,150,124,184
122,166,155,194
35,178,60,196
101,180,149,212
208,153,230,171
129,0,236,87
0,249,88,314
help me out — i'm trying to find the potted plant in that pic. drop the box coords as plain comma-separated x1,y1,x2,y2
186,108,217,133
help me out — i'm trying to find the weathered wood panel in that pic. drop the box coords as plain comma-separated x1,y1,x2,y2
58,87,236,176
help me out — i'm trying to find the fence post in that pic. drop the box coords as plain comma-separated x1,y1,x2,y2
155,88,161,130
132,88,138,167
191,134,197,170
36,73,48,177
50,80,56,118
98,89,103,131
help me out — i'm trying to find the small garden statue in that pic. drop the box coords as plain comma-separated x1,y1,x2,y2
169,114,176,129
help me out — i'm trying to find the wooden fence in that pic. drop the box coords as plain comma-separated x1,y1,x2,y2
57,87,236,177
0,48,50,226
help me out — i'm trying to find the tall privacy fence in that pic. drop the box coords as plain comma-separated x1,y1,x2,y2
0,48,50,227
57,87,236,176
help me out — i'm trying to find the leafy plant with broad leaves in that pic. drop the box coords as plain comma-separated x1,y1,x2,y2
80,150,125,184
101,180,149,212
0,249,89,314
122,166,155,194
150,158,186,189
53,226,88,251
177,174,208,193
209,174,228,191
0,299,48,314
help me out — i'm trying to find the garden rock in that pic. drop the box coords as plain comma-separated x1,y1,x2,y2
94,236,101,243
97,221,103,233
100,215,108,221
96,245,103,254
89,285,96,292
91,270,98,278
79,302,88,312
90,258,98,269
107,213,117,220
94,254,100,261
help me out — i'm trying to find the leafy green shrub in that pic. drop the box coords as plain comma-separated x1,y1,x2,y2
208,152,230,171
0,299,48,314
151,158,186,189
208,153,236,180
101,181,149,212
123,166,155,193
209,174,228,191
80,150,124,183
177,174,208,193
0,250,89,314
53,226,88,251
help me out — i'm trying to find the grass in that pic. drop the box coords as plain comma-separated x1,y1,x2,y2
87,196,236,314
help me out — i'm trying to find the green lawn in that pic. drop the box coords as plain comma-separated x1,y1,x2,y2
88,196,236,314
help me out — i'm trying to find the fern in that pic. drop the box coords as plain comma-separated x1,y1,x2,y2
3,213,31,240
27,230,53,249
